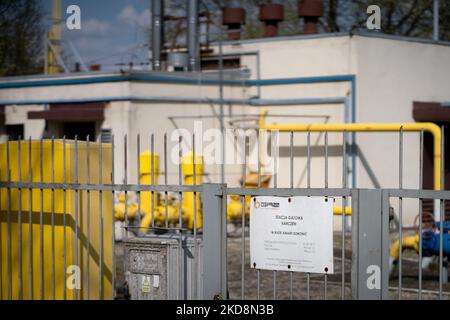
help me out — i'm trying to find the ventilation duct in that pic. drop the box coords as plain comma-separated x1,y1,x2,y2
167,52,189,72
298,0,323,34
151,0,164,70
222,7,246,41
187,0,199,71
259,4,284,37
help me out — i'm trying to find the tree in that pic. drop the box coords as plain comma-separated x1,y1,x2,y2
0,0,44,76
189,0,450,41
348,0,450,41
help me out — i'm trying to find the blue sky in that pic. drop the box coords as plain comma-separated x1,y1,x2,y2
40,0,153,71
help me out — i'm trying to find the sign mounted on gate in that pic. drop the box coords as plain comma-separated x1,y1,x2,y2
250,196,334,274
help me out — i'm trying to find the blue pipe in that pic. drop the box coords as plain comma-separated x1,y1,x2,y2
244,75,354,86
0,73,357,187
0,73,355,88
0,96,347,106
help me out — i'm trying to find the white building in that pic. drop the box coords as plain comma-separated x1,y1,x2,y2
1,32,450,226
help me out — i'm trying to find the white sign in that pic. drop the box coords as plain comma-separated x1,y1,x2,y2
250,196,334,274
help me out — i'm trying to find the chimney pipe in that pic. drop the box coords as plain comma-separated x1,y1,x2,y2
298,0,323,34
187,0,199,71
222,7,246,41
259,4,284,37
151,0,164,70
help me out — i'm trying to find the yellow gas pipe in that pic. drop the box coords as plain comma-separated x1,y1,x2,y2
390,235,420,259
139,151,160,213
259,110,442,190
47,0,62,74
114,193,138,220
182,152,203,230
138,151,161,232
227,172,271,221
389,234,421,275
259,109,442,216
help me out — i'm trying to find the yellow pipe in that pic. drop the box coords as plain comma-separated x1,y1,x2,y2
389,235,420,258
182,152,203,230
333,206,352,215
259,110,269,175
259,112,442,190
139,151,159,215
48,0,62,74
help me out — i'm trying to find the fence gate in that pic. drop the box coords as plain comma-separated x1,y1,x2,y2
0,134,449,300
222,187,449,300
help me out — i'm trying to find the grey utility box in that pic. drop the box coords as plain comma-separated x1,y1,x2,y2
124,233,203,300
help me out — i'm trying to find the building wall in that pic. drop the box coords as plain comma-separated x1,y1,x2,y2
1,35,450,226
354,36,450,225
225,34,450,225
1,105,45,143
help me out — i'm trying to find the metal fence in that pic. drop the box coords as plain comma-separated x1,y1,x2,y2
0,128,449,300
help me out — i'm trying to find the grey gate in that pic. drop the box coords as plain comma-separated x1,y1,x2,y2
0,131,449,300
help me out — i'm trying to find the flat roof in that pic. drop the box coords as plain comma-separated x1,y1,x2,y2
218,30,450,47
0,69,250,87
0,31,448,88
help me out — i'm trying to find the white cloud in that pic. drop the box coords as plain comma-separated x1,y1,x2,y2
75,37,111,51
81,18,112,35
118,5,150,28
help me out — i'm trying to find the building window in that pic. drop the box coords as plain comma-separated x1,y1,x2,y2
100,128,112,143
63,122,96,141
5,124,24,141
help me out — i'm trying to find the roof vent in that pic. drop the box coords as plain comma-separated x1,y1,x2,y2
259,4,284,37
298,0,323,34
222,7,246,41
167,52,189,72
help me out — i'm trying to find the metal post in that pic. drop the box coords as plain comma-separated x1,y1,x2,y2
187,0,199,71
51,137,56,300
433,0,440,41
86,137,90,299
241,135,247,300
178,136,184,300
74,136,79,300
98,138,103,299
418,130,424,299
44,36,48,74
151,0,163,70
62,137,67,300
164,133,168,229
202,183,227,300
6,140,12,300
39,139,44,300
398,127,403,300
28,137,34,300
219,27,225,184
439,125,445,299
18,139,23,300
136,134,141,230
256,52,261,98
0,167,2,300
111,135,116,299
351,189,387,299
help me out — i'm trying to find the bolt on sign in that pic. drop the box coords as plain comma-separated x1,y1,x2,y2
250,196,334,274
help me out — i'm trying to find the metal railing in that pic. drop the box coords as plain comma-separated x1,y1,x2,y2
0,127,449,300
224,130,351,300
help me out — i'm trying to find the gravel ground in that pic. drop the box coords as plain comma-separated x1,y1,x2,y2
226,228,352,300
114,226,449,300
